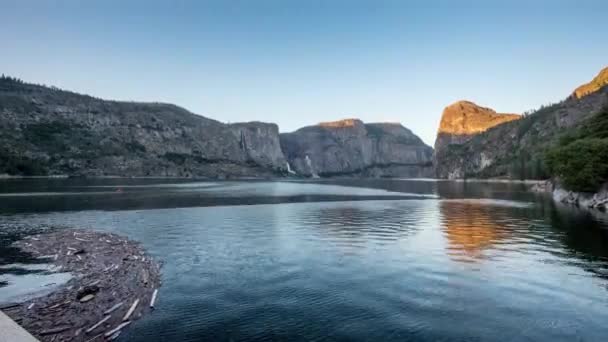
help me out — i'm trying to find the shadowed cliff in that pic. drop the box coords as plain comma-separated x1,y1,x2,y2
0,76,287,178
280,119,433,178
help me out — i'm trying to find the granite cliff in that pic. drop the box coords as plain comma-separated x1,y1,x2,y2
434,100,520,155
434,67,608,179
572,66,608,99
0,76,287,178
280,119,433,177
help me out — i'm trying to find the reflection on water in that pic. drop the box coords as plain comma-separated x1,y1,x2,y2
440,200,511,262
315,205,423,244
1,179,608,341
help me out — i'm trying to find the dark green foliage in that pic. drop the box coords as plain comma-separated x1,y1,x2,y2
545,108,608,192
163,152,187,165
0,95,38,112
546,138,608,192
0,149,46,176
125,141,147,153
23,122,76,153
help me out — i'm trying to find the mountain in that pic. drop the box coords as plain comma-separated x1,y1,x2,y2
434,67,608,179
434,100,520,154
572,66,608,99
0,76,287,178
280,119,433,177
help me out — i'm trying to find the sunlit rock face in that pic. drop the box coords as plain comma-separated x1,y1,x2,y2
572,66,608,99
434,101,520,179
280,119,434,178
434,101,520,151
433,66,608,180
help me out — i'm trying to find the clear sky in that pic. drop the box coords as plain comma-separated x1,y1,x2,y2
1,0,607,145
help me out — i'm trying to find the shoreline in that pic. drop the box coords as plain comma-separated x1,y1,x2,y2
1,229,161,341
0,174,547,184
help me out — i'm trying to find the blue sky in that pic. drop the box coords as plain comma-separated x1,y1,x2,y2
1,0,606,145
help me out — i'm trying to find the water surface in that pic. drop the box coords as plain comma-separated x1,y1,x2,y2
1,179,608,341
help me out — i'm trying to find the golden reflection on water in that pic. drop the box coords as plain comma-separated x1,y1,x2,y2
440,201,510,263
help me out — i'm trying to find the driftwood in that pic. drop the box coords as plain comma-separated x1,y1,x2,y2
141,269,149,284
85,315,111,334
104,321,130,337
108,331,121,340
7,229,162,342
87,280,101,287
150,289,158,309
83,332,103,342
0,303,20,310
40,326,71,335
103,302,123,315
123,299,139,321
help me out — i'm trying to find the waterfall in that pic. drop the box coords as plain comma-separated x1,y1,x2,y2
305,155,320,178
286,162,296,175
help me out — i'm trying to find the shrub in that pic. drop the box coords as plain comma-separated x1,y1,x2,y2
546,138,608,192
545,108,608,192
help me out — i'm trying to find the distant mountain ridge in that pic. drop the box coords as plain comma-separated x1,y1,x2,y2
433,66,608,179
280,119,434,178
0,76,287,178
0,76,431,179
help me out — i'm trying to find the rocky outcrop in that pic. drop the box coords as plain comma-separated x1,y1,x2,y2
434,101,520,178
535,180,608,212
572,66,608,99
434,101,520,151
280,119,433,177
552,183,608,211
0,77,286,178
434,67,608,179
229,122,286,169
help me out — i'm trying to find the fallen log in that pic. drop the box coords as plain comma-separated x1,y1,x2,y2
40,326,71,336
103,302,123,315
104,321,130,338
123,299,139,321
150,289,158,309
85,315,111,334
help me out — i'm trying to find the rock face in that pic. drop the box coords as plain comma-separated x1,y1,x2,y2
280,119,433,177
434,101,520,178
0,77,286,177
552,182,608,211
434,101,520,151
572,66,608,99
434,67,608,179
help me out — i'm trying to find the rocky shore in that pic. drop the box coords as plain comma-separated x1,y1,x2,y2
532,180,608,211
1,229,161,341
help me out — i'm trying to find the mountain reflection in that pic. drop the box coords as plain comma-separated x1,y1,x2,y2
439,200,511,263
314,204,423,247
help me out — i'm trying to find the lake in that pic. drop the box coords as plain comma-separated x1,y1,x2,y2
1,178,608,341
